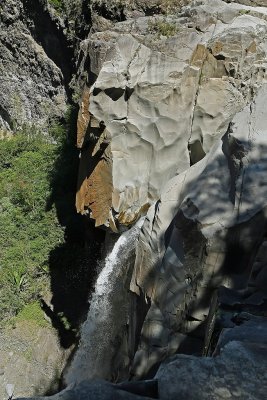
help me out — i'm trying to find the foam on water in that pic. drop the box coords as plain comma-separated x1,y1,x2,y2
65,220,143,384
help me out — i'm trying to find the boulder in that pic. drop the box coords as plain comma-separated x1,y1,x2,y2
156,340,267,400
0,320,69,399
15,380,156,400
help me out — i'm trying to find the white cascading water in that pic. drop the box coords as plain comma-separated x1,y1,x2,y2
65,219,144,384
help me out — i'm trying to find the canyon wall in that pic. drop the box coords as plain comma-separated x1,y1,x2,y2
0,0,76,134
1,0,267,398
75,0,267,380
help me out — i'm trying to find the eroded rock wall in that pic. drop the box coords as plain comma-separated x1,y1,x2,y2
0,0,71,134
75,0,267,380
76,0,267,229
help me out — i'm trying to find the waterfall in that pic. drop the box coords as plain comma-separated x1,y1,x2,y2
65,219,144,384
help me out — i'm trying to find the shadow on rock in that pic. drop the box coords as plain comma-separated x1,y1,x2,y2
44,106,105,352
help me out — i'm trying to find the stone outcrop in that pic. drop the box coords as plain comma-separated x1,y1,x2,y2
156,340,267,400
0,320,70,400
0,0,71,134
74,0,267,382
3,0,267,397
76,0,267,229
16,313,267,399
153,309,267,399
130,84,267,377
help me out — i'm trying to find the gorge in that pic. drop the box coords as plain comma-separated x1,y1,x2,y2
0,0,267,399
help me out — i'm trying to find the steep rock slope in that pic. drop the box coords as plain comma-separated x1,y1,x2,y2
2,0,267,397
74,0,267,380
0,0,70,134
76,0,266,228
0,1,89,398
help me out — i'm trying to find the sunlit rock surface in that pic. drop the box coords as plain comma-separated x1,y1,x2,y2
156,340,267,400
0,0,69,134
76,0,267,230
74,0,267,380
0,321,69,400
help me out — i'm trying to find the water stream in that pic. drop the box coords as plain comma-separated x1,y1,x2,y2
65,220,143,384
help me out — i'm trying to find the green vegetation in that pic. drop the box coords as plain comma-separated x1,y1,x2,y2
148,18,179,38
14,301,49,328
0,131,64,323
48,0,64,12
0,109,100,342
239,9,250,15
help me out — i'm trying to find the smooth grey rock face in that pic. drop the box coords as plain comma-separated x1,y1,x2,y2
126,1,267,378
77,0,267,228
214,313,267,352
156,341,267,400
0,0,68,133
15,380,156,400
72,0,267,383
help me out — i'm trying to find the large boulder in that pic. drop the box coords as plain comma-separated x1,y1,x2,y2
15,380,157,400
156,340,267,400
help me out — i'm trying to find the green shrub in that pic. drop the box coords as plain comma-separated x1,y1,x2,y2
48,0,64,12
14,301,49,328
148,18,179,38
0,108,99,346
0,133,65,323
239,9,250,15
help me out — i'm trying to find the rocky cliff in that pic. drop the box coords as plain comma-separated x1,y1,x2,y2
73,0,267,382
1,0,65,134
76,0,264,229
1,0,267,399
0,1,89,398
0,0,92,134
